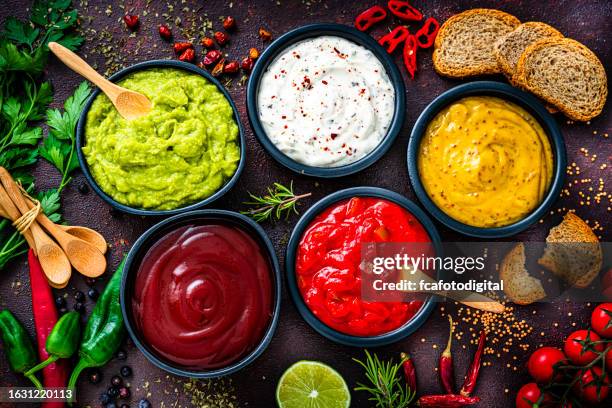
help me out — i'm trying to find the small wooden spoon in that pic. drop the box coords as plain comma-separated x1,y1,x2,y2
0,169,106,278
48,42,152,120
22,198,107,255
0,183,70,288
0,205,106,254
398,268,506,314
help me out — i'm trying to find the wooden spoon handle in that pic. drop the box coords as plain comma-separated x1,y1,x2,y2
48,42,120,98
0,184,36,249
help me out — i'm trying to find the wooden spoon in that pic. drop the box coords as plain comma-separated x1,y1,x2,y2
22,198,107,255
398,268,506,314
48,42,152,120
0,184,70,288
0,188,35,251
0,204,106,254
0,169,106,278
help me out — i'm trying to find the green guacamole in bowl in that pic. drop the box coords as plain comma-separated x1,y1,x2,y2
82,68,240,210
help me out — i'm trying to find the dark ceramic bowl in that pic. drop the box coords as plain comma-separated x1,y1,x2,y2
120,210,281,378
286,187,442,347
407,81,566,238
76,60,245,216
246,24,406,178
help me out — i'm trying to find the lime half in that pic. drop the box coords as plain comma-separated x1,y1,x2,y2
276,361,351,408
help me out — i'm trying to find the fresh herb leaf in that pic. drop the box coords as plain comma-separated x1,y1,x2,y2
241,182,311,222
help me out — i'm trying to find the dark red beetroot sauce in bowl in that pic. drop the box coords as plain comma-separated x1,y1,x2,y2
132,223,273,370
296,197,431,337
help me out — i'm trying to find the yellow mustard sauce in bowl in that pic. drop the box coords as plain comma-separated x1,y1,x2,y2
417,96,553,228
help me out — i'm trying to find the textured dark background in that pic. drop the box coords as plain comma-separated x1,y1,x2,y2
0,0,610,407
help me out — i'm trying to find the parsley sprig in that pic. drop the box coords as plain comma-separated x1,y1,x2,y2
241,182,311,222
0,1,85,269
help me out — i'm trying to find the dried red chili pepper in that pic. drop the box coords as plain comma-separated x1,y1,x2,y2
178,48,195,63
388,0,423,21
214,31,229,45
415,17,440,48
201,37,214,48
249,47,260,60
202,50,222,66
460,331,486,397
259,27,272,41
379,26,410,54
223,16,236,31
211,58,225,77
173,42,193,54
439,315,456,394
123,14,139,30
354,6,387,31
158,24,172,40
224,60,239,74
240,57,254,71
400,352,416,393
402,33,418,79
417,395,481,407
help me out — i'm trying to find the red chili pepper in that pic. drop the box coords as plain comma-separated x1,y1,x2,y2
178,48,195,63
202,50,222,66
28,249,68,408
417,395,481,407
223,60,239,74
123,14,139,30
415,17,440,48
241,57,254,71
460,331,486,397
388,0,423,21
354,6,387,31
173,42,193,54
223,16,236,31
402,33,418,79
379,26,410,54
439,315,456,394
201,37,214,48
400,352,417,393
158,24,172,40
214,31,229,45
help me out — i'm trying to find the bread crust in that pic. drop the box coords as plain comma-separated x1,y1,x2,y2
494,22,563,83
500,243,546,305
433,8,521,78
515,37,608,121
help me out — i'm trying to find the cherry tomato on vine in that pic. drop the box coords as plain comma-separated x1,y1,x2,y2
572,366,609,404
527,347,567,383
515,383,552,408
591,303,612,338
606,348,612,372
564,330,604,365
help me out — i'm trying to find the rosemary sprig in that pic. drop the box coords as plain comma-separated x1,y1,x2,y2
241,182,311,222
353,350,415,408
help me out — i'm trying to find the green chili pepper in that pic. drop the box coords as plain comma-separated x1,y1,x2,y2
25,311,81,376
0,310,43,389
68,257,126,389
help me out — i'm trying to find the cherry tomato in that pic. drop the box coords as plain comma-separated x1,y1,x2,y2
516,383,552,408
564,330,604,365
527,347,567,383
572,366,609,404
591,303,612,338
606,348,612,373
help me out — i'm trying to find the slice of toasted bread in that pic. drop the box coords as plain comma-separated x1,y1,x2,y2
494,22,563,83
433,9,520,78
515,38,607,121
538,212,602,288
500,243,547,305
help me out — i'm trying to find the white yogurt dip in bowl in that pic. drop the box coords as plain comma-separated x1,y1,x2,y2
247,24,406,177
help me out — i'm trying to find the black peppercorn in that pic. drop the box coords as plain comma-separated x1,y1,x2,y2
87,288,99,300
55,296,66,308
73,302,84,312
116,350,127,360
78,182,90,194
120,366,132,378
138,399,152,408
74,291,85,302
107,386,119,398
111,375,122,387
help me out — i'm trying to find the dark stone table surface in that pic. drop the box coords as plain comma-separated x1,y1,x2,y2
1,0,610,407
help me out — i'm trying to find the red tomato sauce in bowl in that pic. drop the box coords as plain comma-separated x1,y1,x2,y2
295,197,431,337
132,223,273,370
